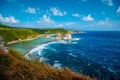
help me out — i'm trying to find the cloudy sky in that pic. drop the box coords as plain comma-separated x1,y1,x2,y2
0,0,120,31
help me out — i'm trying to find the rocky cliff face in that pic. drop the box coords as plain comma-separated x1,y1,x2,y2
0,36,8,53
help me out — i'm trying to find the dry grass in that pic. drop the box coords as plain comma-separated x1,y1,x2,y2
0,49,95,80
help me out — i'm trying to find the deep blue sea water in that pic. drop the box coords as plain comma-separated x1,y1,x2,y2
10,31,120,80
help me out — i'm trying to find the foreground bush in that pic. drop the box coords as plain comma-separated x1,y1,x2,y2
0,49,94,80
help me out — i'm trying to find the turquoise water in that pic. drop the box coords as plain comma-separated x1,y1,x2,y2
9,37,53,54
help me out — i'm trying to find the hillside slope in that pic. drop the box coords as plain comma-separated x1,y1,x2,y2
0,28,39,42
0,49,94,80
0,24,69,42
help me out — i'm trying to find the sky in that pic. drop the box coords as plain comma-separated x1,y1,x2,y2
0,0,120,31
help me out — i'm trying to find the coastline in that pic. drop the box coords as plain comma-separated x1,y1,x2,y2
25,34,76,60
8,33,74,55
7,34,50,45
25,39,57,58
7,30,75,45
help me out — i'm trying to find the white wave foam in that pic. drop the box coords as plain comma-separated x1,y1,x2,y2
53,62,62,69
25,43,48,58
38,51,42,56
49,48,56,51
29,43,49,54
46,35,55,38
27,36,81,56
72,38,81,41
26,39,72,61
68,53,77,57
46,36,53,38
39,57,47,62
72,42,77,44
27,40,67,57
50,40,67,44
54,60,59,63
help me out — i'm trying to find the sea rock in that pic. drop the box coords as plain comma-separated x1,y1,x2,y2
63,34,72,40
0,36,8,53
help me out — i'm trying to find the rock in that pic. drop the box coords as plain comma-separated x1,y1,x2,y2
63,34,72,40
0,36,8,53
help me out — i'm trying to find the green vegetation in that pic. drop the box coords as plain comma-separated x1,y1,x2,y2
0,24,70,42
0,24,12,28
0,49,93,80
0,28,39,42
32,28,69,34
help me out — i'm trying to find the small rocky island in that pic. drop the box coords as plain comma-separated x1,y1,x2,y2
56,31,73,40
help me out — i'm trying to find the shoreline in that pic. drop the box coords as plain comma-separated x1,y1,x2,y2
9,33,75,55
7,33,74,45
7,34,51,45
7,31,76,45
25,39,57,58
25,37,76,59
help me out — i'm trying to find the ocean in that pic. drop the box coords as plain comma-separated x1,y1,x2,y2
10,31,120,80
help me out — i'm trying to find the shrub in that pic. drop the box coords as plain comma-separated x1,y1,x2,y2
0,49,94,80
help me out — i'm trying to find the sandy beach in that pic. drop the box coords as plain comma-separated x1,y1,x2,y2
7,34,50,45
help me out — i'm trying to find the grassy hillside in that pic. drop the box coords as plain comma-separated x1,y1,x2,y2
32,28,69,34
0,49,94,80
0,28,39,42
0,24,69,42
0,24,12,28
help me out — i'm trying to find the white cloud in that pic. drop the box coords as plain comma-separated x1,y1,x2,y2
63,11,67,15
81,14,94,21
37,14,54,24
117,6,120,15
108,0,113,6
25,7,36,14
0,14,19,24
72,13,81,17
66,22,75,26
102,0,113,6
97,18,112,27
54,24,64,27
50,7,67,16
54,22,75,28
